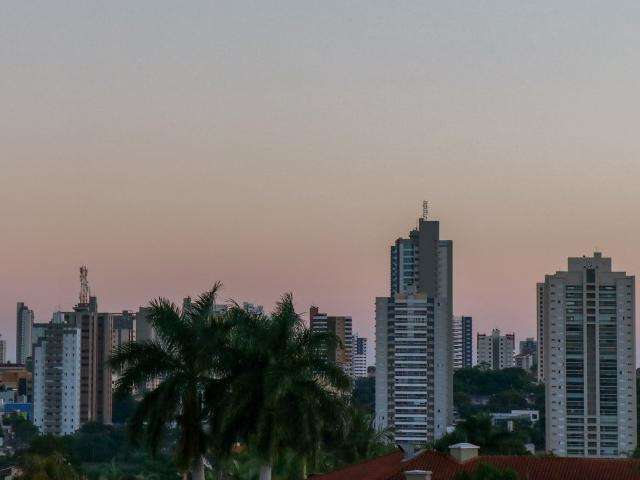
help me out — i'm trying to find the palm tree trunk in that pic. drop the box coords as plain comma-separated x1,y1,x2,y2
259,464,272,480
191,456,205,480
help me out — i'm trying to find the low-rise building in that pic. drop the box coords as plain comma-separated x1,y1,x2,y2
490,409,540,432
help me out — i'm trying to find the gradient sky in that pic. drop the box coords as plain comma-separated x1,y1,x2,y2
2,2,640,364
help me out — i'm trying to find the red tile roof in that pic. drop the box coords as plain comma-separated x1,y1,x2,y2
308,451,404,480
311,450,640,480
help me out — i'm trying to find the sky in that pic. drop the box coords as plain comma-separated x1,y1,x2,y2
2,1,640,364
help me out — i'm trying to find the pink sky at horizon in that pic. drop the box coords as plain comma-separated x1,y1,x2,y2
2,2,640,364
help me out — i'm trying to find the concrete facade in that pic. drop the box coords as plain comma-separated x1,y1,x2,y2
477,329,514,370
542,252,636,457
16,302,34,364
310,306,353,376
59,297,113,426
537,283,545,382
352,335,368,378
375,293,450,447
377,210,453,450
452,316,472,370
33,324,81,435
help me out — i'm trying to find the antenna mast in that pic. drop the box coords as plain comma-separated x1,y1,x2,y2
422,200,429,220
79,265,90,304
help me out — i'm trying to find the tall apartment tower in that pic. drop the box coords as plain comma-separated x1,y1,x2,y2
452,316,473,370
33,324,82,435
0,335,6,364
59,297,113,425
541,252,636,458
309,306,353,375
352,335,368,378
376,205,453,449
16,302,34,364
537,283,545,382
477,329,515,370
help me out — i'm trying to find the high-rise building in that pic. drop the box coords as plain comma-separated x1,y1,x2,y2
376,205,453,450
541,252,636,457
376,293,451,447
135,306,156,343
0,335,6,364
477,329,514,370
16,302,34,364
112,310,136,348
352,335,368,378
309,306,352,375
390,209,453,308
537,283,545,382
452,316,472,370
58,296,113,425
33,323,82,435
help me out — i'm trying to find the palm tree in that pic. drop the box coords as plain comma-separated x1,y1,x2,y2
109,284,232,480
218,294,352,480
340,406,394,463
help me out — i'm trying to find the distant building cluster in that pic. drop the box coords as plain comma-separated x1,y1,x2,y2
7,204,637,462
14,267,286,437
309,306,370,379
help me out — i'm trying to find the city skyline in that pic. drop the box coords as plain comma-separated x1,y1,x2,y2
4,225,640,366
4,2,640,366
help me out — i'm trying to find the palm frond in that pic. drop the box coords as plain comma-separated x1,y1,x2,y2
109,341,180,396
146,298,187,351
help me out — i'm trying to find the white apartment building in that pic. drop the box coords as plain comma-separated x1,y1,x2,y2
352,335,368,378
541,252,636,457
376,293,451,447
452,316,472,370
477,329,515,370
33,324,82,435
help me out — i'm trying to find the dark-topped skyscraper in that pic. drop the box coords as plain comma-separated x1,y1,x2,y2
376,203,453,449
390,207,453,307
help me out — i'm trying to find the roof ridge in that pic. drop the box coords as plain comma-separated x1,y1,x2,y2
309,449,402,477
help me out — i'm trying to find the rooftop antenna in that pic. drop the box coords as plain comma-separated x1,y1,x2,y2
79,265,90,304
422,200,429,220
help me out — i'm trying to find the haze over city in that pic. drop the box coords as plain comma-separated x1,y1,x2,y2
3,1,640,363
